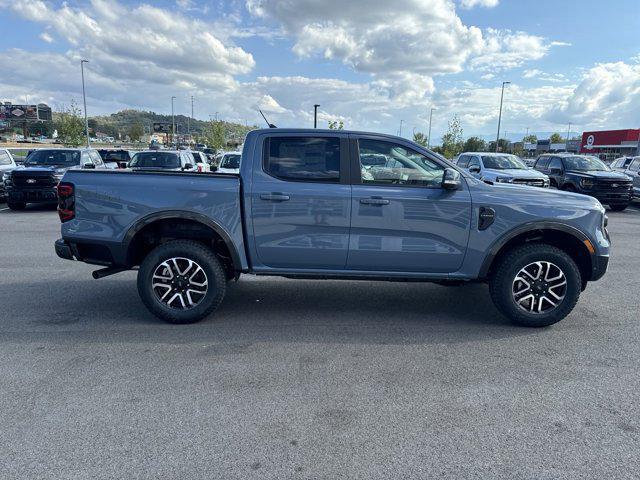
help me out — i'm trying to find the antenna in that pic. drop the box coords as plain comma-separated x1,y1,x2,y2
259,109,277,128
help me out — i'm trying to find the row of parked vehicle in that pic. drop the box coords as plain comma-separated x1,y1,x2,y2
453,151,639,211
0,146,242,210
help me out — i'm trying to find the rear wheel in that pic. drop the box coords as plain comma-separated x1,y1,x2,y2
7,201,26,210
609,204,628,211
489,244,581,327
137,240,227,324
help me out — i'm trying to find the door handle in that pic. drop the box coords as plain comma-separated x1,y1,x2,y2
360,198,390,205
260,193,290,202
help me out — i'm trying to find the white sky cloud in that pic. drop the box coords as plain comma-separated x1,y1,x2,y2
459,0,499,8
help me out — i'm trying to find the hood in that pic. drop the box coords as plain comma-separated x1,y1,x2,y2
12,165,76,175
566,170,630,180
484,182,603,208
483,168,547,179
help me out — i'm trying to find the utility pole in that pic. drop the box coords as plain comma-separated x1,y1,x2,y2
188,95,194,137
427,108,434,148
496,81,510,152
80,59,90,147
399,119,404,137
171,96,176,147
313,104,320,128
566,122,572,151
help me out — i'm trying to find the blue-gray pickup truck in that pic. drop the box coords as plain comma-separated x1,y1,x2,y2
55,129,610,327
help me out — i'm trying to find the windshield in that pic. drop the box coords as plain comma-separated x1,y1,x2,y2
130,152,180,168
24,150,80,167
220,154,240,169
481,155,527,170
563,156,610,172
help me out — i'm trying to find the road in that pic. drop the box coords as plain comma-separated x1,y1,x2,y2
1,204,639,479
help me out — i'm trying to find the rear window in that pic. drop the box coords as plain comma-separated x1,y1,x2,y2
220,154,241,169
99,150,130,162
263,137,340,182
130,152,180,168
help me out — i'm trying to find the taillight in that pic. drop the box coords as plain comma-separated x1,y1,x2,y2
57,182,75,222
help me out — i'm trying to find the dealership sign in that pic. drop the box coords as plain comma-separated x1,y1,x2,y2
0,104,52,121
585,135,595,149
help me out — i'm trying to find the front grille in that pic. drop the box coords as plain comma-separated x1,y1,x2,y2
596,180,632,191
12,174,57,188
513,178,545,187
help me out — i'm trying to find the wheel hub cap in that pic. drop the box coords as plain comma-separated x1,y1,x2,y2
512,261,567,314
152,257,208,310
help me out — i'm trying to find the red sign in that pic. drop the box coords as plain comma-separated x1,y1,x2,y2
580,129,640,153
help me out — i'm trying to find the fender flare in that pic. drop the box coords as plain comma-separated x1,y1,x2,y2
478,221,594,279
122,210,242,270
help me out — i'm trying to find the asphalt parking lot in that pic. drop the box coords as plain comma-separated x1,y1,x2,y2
1,204,639,479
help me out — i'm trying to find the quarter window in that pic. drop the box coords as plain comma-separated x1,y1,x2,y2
357,139,444,187
0,151,11,165
629,158,640,172
264,137,341,182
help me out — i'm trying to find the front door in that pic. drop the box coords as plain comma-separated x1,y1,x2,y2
347,136,471,273
251,134,351,270
628,158,640,198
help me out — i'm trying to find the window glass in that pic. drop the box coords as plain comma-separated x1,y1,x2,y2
535,157,550,169
548,157,563,170
221,154,241,169
130,152,180,168
264,137,340,182
89,150,104,166
563,156,609,172
468,157,481,169
358,139,444,187
24,150,80,167
629,158,640,172
0,151,11,165
481,154,527,170
624,157,634,168
457,155,469,168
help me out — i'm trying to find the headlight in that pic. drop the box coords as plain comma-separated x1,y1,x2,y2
495,176,513,183
543,178,550,187
580,178,595,188
2,172,11,185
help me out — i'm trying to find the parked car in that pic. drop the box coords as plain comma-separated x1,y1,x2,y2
216,151,241,174
4,148,106,210
533,153,633,211
612,156,640,201
609,156,635,173
456,152,550,187
5,148,33,164
0,148,18,202
189,151,211,172
98,149,135,169
55,128,610,328
129,150,198,172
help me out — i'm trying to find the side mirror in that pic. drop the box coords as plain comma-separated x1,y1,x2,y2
210,165,218,172
468,165,481,174
550,167,563,175
183,163,193,170
442,168,462,190
82,163,96,169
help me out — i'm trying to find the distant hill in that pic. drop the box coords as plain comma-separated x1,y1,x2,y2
87,109,258,141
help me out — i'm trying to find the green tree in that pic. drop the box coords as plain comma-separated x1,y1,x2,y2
549,132,563,143
328,120,344,130
203,120,226,150
56,100,84,147
462,136,487,153
413,131,428,147
441,115,464,158
488,138,510,153
128,121,144,142
523,134,537,144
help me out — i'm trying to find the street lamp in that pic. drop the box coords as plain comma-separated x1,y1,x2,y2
427,107,435,148
80,59,90,147
313,104,320,128
495,81,510,152
171,96,176,146
566,122,572,150
399,119,404,137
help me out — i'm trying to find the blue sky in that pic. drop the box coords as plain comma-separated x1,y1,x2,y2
0,0,638,141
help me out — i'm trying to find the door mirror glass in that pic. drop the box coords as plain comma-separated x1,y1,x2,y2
442,168,461,190
468,165,480,174
183,163,193,170
550,167,562,175
82,163,95,169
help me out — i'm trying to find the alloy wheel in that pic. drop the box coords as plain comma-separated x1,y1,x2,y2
512,261,567,314
152,257,208,309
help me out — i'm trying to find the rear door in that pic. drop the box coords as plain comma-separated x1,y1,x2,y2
347,135,471,273
250,133,351,270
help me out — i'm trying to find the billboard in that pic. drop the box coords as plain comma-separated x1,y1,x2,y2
0,104,52,121
153,122,173,133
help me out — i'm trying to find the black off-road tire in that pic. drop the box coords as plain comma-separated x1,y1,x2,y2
137,240,227,324
609,204,628,212
489,243,582,327
7,201,26,210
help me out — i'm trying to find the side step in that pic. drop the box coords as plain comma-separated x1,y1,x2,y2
92,266,129,279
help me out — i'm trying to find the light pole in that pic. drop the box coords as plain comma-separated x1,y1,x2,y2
495,81,510,152
188,95,194,138
80,59,90,147
171,96,176,146
566,122,572,150
399,119,404,137
427,108,434,148
313,104,320,128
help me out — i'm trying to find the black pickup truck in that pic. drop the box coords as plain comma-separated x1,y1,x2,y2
4,148,107,210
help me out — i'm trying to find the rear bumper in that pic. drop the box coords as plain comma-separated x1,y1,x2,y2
55,238,75,261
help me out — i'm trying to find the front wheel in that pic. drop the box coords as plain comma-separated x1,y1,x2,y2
7,201,26,210
137,240,227,324
489,244,582,327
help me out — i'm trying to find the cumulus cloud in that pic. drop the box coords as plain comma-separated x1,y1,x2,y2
459,0,499,8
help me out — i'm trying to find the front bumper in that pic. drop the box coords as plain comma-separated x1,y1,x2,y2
591,254,609,281
8,187,58,203
587,189,633,204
